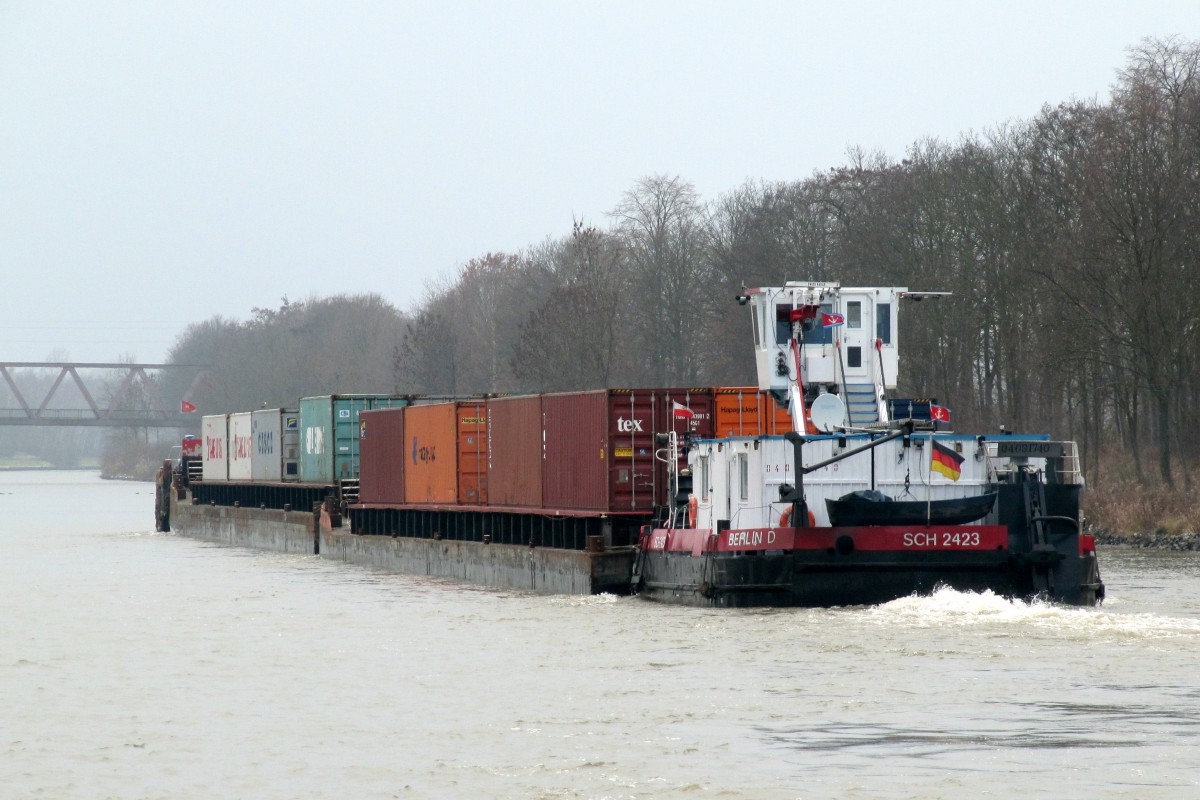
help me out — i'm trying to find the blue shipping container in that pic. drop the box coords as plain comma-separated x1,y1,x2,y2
298,394,409,484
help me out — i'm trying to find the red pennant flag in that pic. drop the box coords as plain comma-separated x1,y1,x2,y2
821,312,845,328
180,400,197,413
930,403,950,422
672,401,694,419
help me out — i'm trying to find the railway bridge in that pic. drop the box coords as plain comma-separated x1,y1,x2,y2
0,362,207,428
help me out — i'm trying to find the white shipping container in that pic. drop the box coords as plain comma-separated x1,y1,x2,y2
201,414,229,482
228,411,253,481
251,408,300,482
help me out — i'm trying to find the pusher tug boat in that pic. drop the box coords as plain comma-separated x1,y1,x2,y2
631,282,1105,608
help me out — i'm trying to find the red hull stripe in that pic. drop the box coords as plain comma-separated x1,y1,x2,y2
645,525,1009,554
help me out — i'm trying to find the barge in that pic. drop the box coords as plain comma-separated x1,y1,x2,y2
155,281,1103,607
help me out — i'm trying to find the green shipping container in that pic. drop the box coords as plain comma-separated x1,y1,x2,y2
299,394,409,484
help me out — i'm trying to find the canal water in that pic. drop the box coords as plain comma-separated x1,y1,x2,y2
2,470,1198,799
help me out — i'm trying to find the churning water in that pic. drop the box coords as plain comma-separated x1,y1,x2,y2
2,471,1198,799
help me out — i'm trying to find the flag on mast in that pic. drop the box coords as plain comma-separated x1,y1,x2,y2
672,401,694,419
931,439,964,481
180,400,197,413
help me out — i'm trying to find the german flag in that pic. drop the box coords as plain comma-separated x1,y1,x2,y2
931,439,964,481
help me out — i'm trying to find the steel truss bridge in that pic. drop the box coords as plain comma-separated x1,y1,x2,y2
0,362,208,428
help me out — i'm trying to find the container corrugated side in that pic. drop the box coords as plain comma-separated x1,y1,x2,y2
713,386,793,437
299,394,410,483
404,403,458,504
486,395,542,507
201,414,229,482
250,408,298,482
227,411,253,481
542,389,715,513
299,396,332,483
456,400,488,504
607,388,714,512
358,407,405,504
542,391,610,510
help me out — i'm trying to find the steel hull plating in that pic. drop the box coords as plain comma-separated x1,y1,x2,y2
638,525,1104,606
635,546,1104,608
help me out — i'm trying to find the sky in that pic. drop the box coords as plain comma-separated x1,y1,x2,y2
2,1,1197,364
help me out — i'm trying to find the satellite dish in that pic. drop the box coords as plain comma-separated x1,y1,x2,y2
810,394,847,433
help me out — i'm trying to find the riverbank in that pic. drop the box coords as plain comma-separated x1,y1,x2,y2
1094,530,1200,551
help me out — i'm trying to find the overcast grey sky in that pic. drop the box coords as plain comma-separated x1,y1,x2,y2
2,1,1197,364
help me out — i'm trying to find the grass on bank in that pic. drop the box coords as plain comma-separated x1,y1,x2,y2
1082,450,1200,538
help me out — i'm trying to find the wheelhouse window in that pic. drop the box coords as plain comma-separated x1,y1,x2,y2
699,456,709,501
876,302,892,344
847,301,862,329
774,305,791,344
783,303,835,345
738,454,749,500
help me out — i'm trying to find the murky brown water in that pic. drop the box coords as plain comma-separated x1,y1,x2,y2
2,471,1198,799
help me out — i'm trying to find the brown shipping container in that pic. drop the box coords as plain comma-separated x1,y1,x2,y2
542,391,610,510
713,386,795,437
358,407,406,504
542,388,714,513
456,400,488,504
486,395,542,507
404,403,458,504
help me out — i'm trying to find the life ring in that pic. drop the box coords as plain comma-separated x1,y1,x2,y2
779,506,815,528
687,494,699,529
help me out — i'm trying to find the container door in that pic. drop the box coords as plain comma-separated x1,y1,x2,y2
281,411,300,481
457,402,488,504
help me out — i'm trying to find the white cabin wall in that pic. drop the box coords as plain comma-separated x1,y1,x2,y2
692,434,1046,530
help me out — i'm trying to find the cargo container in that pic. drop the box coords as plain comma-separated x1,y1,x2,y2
456,400,488,504
541,388,714,513
358,407,405,504
250,408,299,482
485,394,542,507
299,395,409,484
201,414,229,482
713,386,794,437
404,402,458,504
228,411,253,481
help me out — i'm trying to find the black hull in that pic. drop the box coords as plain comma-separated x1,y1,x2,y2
635,548,1103,608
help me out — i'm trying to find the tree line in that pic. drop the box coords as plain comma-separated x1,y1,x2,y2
170,38,1199,493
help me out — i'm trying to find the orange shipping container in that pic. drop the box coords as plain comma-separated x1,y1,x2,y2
456,400,488,504
404,403,458,504
713,387,794,437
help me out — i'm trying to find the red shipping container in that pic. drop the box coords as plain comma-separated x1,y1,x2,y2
358,407,405,504
542,391,609,511
542,388,714,513
404,403,459,504
486,395,542,507
456,400,488,504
